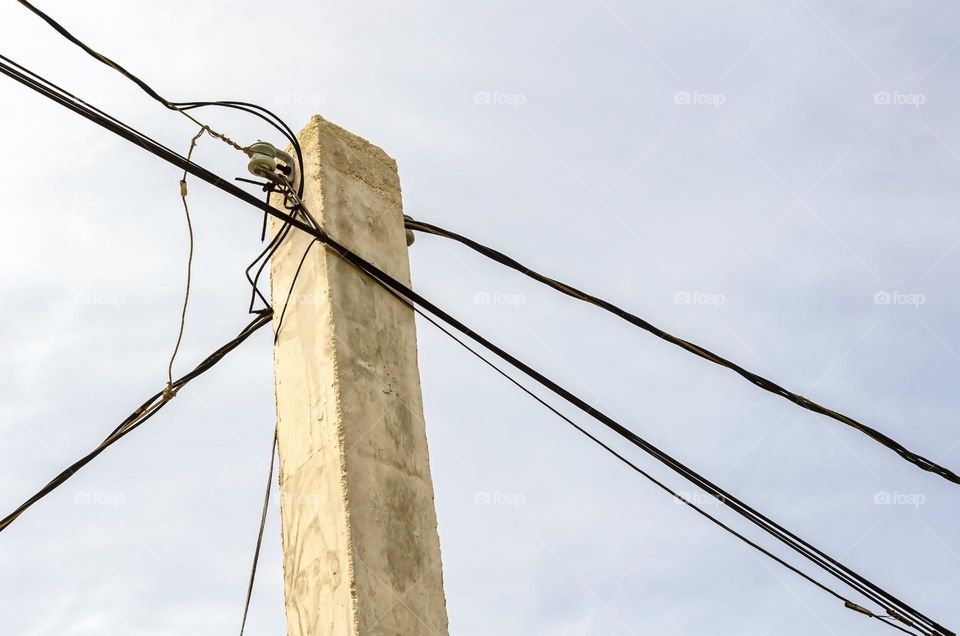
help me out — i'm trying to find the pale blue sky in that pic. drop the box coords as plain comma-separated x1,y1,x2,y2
1,1,958,634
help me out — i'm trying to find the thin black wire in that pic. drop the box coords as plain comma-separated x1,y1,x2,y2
0,312,272,534
233,177,274,242
15,0,243,152
878,617,932,636
268,183,947,635
0,39,298,628
0,52,179,159
262,186,930,633
243,193,317,317
239,207,317,633
180,101,305,199
14,0,310,313
336,245,950,636
239,429,278,636
0,51,293,320
15,0,306,201
1,16,308,627
0,56,285,231
0,47,308,630
274,238,320,343
16,0,174,108
333,235,948,636
405,217,960,488
2,56,950,636
245,219,293,314
383,285,926,635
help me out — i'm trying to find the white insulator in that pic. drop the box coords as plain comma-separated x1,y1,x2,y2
247,142,279,159
248,153,278,178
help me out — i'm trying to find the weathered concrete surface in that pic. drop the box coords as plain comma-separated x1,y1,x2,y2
270,115,449,636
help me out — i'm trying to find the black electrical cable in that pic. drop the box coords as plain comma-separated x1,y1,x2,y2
2,55,950,636
0,52,180,160
16,0,175,108
0,311,272,534
0,53,291,319
5,14,309,618
0,56,297,238
179,101,305,199
6,11,311,627
1,51,310,632
239,429,278,636
14,0,313,313
242,182,312,316
238,166,950,636
15,0,236,150
16,0,314,313
270,174,952,636
334,230,949,636
234,177,275,242
331,236,951,636
244,195,318,316
404,217,960,488
374,279,928,635
15,0,307,199
245,220,293,314
274,238,320,343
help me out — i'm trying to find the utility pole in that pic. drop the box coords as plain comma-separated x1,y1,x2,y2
269,115,449,635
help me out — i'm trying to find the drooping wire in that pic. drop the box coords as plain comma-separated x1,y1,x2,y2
241,182,317,317
244,208,293,314
239,210,318,624
0,311,273,534
274,238,320,343
2,54,950,636
0,42,306,629
165,126,206,395
3,18,312,620
0,48,297,321
404,217,960,488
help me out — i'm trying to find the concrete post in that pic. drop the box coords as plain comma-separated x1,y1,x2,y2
269,115,449,635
